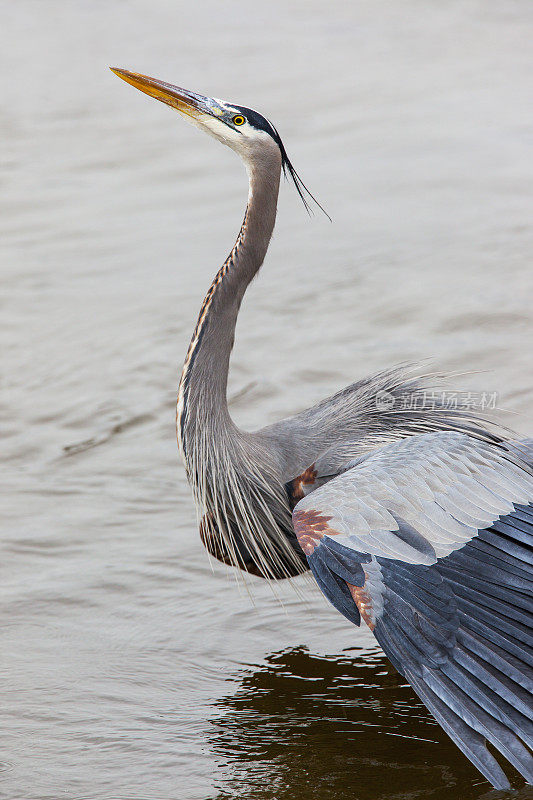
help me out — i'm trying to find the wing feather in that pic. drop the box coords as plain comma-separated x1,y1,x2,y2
292,432,533,789
408,673,511,788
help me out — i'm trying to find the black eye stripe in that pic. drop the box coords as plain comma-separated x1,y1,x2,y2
228,104,329,219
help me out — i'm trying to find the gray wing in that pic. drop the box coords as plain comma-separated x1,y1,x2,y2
292,431,533,789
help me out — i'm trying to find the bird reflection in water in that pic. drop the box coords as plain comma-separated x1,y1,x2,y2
207,647,527,800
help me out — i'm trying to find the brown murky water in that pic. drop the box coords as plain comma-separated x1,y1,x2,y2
2,2,532,798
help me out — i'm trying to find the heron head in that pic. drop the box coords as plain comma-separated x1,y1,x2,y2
110,68,327,216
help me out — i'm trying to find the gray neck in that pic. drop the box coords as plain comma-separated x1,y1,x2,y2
177,150,282,459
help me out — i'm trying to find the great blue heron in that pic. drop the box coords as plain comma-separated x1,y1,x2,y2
111,68,532,790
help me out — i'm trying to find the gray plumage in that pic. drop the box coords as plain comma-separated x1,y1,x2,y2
112,68,533,790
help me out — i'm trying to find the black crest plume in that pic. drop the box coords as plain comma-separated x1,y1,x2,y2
276,128,331,221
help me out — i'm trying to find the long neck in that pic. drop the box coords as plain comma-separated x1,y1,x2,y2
177,152,282,461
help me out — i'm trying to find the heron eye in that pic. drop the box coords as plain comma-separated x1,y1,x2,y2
232,115,246,126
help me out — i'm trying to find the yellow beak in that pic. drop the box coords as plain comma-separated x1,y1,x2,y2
110,67,214,121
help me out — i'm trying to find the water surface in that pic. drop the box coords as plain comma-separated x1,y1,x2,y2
2,1,532,798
